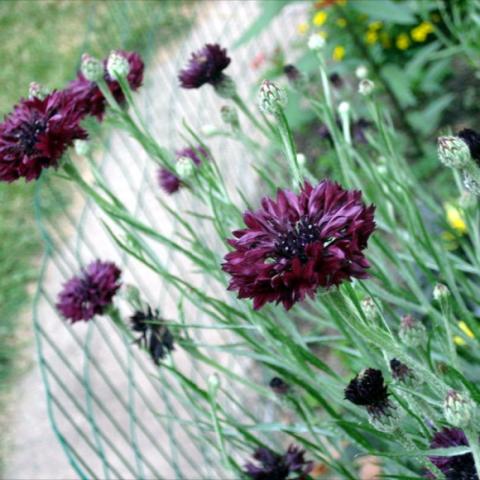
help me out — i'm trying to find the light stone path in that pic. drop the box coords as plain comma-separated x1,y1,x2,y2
3,2,307,479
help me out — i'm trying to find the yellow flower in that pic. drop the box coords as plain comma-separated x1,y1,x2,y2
336,17,347,28
313,11,328,26
332,45,345,61
368,21,383,30
297,22,310,35
445,203,467,235
396,33,410,50
411,22,434,42
365,30,379,44
454,321,475,346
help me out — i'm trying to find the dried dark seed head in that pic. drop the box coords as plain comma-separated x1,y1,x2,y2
390,358,414,383
269,377,290,395
345,368,391,419
458,128,480,163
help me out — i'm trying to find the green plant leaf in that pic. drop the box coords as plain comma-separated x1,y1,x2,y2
350,0,417,25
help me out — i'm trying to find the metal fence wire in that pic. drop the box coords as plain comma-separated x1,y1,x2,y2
30,1,308,479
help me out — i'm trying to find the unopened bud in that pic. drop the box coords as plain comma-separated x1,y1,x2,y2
296,153,306,167
201,124,217,136
81,53,104,82
358,79,374,96
369,406,401,433
399,314,427,347
443,390,475,428
338,101,350,115
308,33,326,51
437,136,471,169
390,358,416,384
28,82,50,100
355,65,368,79
175,156,195,179
124,284,142,309
220,105,239,129
213,75,237,99
269,377,290,395
433,283,450,302
258,80,287,115
361,296,378,320
107,51,130,80
74,140,91,157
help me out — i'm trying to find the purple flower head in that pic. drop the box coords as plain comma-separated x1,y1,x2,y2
178,43,231,89
458,128,480,164
344,368,392,419
428,428,477,480
176,145,209,165
56,260,122,323
244,445,313,480
0,90,87,182
66,50,144,121
158,167,181,195
222,180,375,310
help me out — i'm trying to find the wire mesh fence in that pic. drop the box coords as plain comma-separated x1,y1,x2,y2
19,1,310,478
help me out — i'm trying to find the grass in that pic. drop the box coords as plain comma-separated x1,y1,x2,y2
0,0,192,468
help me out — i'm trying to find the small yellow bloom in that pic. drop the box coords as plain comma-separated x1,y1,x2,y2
396,33,410,50
454,321,475,346
368,21,383,30
336,17,347,28
445,203,467,235
332,45,345,61
365,30,379,44
313,11,328,26
411,22,434,42
297,22,310,35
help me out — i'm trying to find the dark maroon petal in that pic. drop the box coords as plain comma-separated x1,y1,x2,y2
158,167,181,194
222,180,375,310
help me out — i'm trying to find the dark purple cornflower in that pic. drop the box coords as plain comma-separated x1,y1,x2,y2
56,260,122,323
344,368,392,419
428,427,478,480
458,128,480,163
222,181,375,310
0,90,87,182
244,445,313,480
329,72,344,89
178,43,231,89
157,145,208,195
131,306,174,365
66,50,144,121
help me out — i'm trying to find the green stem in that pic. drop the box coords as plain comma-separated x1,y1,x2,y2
232,93,272,139
276,109,302,188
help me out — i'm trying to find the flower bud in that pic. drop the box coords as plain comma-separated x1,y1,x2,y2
358,79,374,96
81,53,104,82
368,406,401,433
361,296,378,320
390,358,415,384
175,156,195,179
201,124,217,136
296,153,306,168
124,284,142,309
107,51,130,80
338,101,350,115
269,377,290,395
28,82,50,100
462,167,480,196
443,390,475,428
220,105,239,129
355,65,368,79
74,140,91,157
258,80,287,115
399,314,427,347
308,33,326,51
433,283,450,302
437,136,471,169
213,75,236,99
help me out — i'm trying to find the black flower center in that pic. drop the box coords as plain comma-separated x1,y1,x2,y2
275,216,320,263
15,117,47,154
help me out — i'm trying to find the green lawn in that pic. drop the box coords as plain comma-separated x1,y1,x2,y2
0,0,192,467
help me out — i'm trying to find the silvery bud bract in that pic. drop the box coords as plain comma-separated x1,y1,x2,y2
433,283,450,302
355,65,368,79
28,82,50,101
462,167,480,196
338,101,350,115
358,79,374,96
107,51,130,80
81,53,104,82
443,390,475,428
399,314,427,347
437,136,471,169
361,296,378,320
213,75,236,99
220,105,239,129
175,156,195,179
258,80,287,115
